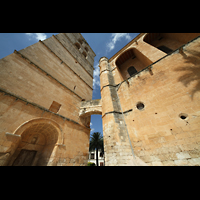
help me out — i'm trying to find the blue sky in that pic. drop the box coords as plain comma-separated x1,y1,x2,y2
0,33,139,137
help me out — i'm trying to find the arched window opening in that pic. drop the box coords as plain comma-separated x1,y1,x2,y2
115,48,153,80
78,39,83,45
116,49,134,68
75,42,81,50
85,47,89,52
144,33,200,54
82,51,87,58
128,66,137,76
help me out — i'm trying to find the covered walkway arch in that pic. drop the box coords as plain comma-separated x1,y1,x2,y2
79,99,102,127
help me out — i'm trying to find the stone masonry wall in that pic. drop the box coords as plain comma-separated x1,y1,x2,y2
99,57,147,166
0,52,82,123
114,38,200,166
0,92,90,166
19,39,93,101
0,33,95,166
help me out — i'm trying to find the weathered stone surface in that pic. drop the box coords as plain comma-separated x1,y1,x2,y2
176,152,191,160
0,33,95,166
79,99,102,118
100,33,200,166
1,33,200,166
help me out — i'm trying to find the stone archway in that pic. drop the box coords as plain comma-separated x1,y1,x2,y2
7,118,63,166
79,99,102,127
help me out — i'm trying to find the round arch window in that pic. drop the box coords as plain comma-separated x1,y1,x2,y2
74,42,81,50
85,47,89,52
82,51,87,58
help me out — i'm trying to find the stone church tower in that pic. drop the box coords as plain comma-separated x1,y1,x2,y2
0,33,96,166
1,33,200,166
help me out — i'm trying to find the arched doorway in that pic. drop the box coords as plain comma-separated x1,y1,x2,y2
8,118,62,166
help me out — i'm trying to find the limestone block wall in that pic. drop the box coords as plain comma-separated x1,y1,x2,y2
0,92,90,166
99,57,147,166
79,99,102,117
111,33,200,86
56,33,95,77
66,33,96,68
42,35,93,88
0,33,95,166
110,37,200,166
0,52,82,123
19,37,93,100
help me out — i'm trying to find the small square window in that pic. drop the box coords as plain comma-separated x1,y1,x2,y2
128,66,137,76
91,153,94,159
49,101,61,113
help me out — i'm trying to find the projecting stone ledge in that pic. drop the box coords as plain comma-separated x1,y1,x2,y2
79,99,102,118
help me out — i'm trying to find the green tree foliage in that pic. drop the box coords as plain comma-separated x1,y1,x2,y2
87,162,96,166
89,132,104,166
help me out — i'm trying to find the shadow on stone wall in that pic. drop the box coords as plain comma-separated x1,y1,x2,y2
174,48,200,100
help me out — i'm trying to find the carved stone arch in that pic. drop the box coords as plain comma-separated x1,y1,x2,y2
79,108,102,118
75,42,81,50
7,117,64,166
13,117,63,145
79,99,102,127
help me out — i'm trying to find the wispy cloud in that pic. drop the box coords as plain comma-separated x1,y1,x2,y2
25,33,47,41
106,33,131,52
91,128,94,132
90,122,94,132
93,63,100,89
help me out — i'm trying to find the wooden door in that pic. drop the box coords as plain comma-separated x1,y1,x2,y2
12,149,37,166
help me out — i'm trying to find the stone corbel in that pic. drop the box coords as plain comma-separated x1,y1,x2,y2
5,132,21,144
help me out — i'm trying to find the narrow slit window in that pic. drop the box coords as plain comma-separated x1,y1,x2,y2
85,47,89,52
75,42,81,50
82,51,87,58
78,39,83,45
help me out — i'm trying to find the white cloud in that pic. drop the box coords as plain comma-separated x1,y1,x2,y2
91,128,94,132
106,33,131,52
25,33,47,41
93,63,100,89
90,122,94,132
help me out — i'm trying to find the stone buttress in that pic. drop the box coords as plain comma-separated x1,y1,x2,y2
99,57,147,166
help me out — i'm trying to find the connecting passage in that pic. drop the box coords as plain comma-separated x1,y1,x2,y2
79,99,102,118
